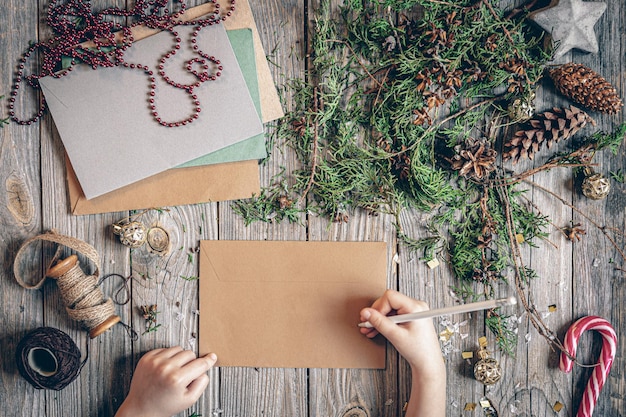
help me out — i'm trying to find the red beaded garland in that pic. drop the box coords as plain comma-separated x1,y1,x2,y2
9,0,236,127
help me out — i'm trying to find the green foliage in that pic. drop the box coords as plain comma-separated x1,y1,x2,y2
232,0,618,352
486,311,518,356
610,169,625,184
585,122,626,154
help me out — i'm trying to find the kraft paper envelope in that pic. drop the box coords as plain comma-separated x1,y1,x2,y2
66,158,259,215
199,241,387,369
41,23,263,199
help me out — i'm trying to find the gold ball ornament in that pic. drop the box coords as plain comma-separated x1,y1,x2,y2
582,172,611,200
507,92,535,122
474,350,502,385
112,221,148,248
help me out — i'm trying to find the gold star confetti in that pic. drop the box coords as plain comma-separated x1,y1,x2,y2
478,336,488,348
426,258,440,269
464,402,477,411
439,327,454,342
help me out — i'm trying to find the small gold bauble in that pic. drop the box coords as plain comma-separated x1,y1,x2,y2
112,221,147,248
507,92,536,122
474,356,502,386
146,226,171,256
581,172,611,200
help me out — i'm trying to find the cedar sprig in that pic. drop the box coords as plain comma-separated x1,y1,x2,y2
235,0,553,352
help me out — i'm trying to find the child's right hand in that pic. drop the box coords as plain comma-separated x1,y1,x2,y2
359,290,442,374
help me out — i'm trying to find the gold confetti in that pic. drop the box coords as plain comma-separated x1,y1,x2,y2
553,401,563,412
516,233,525,243
548,304,557,312
479,399,492,408
426,258,440,269
478,336,488,348
464,402,477,411
462,351,474,359
439,327,454,342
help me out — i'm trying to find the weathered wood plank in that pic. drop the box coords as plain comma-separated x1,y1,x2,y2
129,204,219,417
214,1,309,416
397,206,482,415
0,0,45,415
568,1,626,414
307,215,398,417
36,0,135,415
301,0,400,415
1,0,625,416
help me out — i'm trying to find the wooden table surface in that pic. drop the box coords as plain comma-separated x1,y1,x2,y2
1,1,624,416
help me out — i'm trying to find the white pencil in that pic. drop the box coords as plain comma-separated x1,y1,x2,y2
358,296,517,328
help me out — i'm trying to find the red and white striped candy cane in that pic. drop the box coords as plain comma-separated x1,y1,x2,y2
559,316,617,417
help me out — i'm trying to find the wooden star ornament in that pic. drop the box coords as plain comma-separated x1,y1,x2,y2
529,0,606,59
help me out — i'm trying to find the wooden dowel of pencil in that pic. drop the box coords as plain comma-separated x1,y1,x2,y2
358,296,517,328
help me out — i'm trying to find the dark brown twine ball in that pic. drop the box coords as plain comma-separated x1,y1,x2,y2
15,327,85,390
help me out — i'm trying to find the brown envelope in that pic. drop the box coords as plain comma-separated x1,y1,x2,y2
67,0,282,215
199,240,387,369
66,157,259,214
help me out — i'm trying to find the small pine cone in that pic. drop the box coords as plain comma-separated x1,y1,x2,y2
549,63,623,114
448,137,497,179
504,106,595,163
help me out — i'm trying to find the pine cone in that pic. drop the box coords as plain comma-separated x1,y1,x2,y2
448,137,497,179
549,63,623,114
504,106,595,163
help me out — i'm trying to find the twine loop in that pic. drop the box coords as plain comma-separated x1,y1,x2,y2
13,230,100,290
13,230,122,338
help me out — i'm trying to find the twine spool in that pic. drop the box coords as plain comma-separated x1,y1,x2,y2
15,327,84,390
13,231,121,338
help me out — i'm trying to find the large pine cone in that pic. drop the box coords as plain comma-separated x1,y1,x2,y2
503,106,595,163
549,63,623,114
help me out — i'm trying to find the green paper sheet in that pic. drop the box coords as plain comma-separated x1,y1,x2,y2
177,28,266,168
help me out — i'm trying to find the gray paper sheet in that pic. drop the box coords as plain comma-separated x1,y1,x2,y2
40,23,263,199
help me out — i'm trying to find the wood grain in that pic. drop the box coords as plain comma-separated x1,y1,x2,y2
0,1,624,416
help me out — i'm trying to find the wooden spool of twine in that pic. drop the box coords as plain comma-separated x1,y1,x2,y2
13,231,121,338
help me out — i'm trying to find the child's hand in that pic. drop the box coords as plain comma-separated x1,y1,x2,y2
115,347,217,417
359,290,442,375
360,290,446,416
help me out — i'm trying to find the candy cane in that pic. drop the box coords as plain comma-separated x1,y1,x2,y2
560,316,617,417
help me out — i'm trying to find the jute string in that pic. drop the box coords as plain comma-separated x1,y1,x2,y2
13,230,101,290
55,262,116,331
13,230,119,336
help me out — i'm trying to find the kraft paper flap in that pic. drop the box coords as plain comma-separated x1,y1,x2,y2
41,23,263,199
199,241,387,369
178,28,266,168
67,157,259,215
